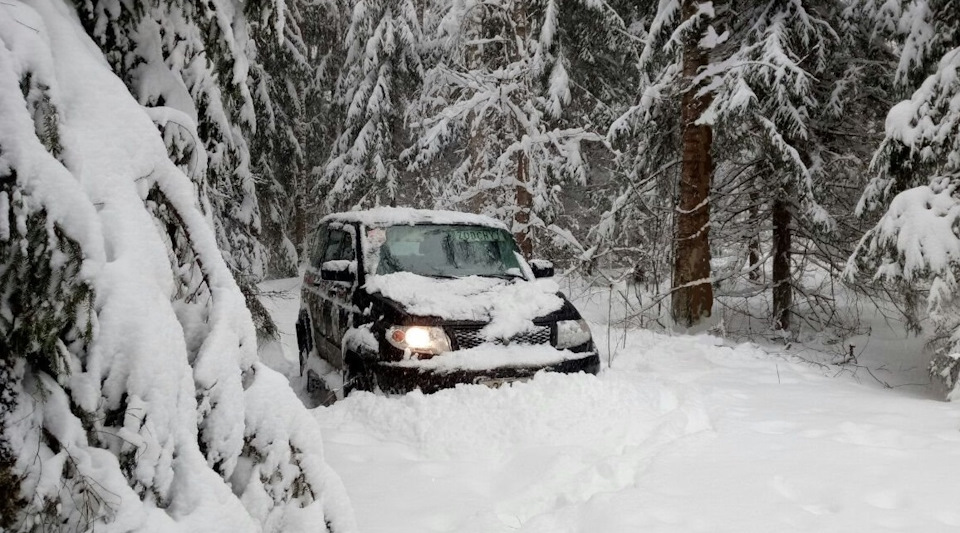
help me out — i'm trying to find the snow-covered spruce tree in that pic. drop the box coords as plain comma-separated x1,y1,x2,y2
611,0,891,332
702,1,893,334
319,0,424,211
591,3,678,293
0,2,354,530
849,0,960,397
246,0,348,273
0,151,96,531
529,0,641,269
403,0,625,258
72,0,271,329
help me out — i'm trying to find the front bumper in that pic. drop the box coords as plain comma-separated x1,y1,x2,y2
370,351,601,394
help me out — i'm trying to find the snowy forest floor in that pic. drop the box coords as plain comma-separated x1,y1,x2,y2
259,277,960,532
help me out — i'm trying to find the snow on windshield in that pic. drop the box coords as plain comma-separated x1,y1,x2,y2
360,225,565,339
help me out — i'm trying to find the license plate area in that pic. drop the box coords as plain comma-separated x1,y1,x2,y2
474,376,529,389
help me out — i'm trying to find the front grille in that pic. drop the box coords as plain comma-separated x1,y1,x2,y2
451,324,552,350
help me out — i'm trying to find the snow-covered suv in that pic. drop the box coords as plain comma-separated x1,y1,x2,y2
296,207,599,403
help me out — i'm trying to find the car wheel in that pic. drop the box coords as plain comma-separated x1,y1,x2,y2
343,352,377,395
306,368,339,407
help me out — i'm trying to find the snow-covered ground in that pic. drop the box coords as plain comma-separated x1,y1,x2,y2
260,278,960,532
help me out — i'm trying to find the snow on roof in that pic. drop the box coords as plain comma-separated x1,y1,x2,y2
321,207,508,229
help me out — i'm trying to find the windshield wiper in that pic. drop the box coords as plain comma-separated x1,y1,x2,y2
475,273,524,280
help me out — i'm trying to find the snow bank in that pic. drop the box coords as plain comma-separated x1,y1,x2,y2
241,363,356,532
254,277,958,533
316,344,714,532
319,368,711,463
317,328,960,533
0,1,352,530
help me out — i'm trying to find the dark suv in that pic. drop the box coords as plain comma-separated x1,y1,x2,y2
296,207,599,403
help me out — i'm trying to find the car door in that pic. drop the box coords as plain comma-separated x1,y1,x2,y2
303,223,357,369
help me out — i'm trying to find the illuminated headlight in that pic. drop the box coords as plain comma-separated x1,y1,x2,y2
386,326,452,355
556,319,592,349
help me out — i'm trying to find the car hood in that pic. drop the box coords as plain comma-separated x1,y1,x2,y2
363,272,566,340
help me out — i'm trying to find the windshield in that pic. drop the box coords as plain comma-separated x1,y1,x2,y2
369,224,524,279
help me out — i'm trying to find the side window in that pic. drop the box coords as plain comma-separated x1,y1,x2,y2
322,230,345,262
322,227,356,262
311,226,329,267
340,228,356,261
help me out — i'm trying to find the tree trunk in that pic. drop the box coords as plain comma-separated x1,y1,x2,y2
772,185,792,331
514,151,533,258
293,172,308,253
511,1,533,259
748,176,761,281
292,97,310,257
672,0,714,328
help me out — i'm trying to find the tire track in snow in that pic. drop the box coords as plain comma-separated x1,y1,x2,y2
481,386,713,531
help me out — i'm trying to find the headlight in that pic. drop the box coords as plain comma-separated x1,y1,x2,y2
386,325,452,355
556,319,592,349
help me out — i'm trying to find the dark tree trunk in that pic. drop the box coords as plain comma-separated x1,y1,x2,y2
672,0,714,327
514,151,533,259
511,1,533,259
293,174,308,254
748,177,761,281
772,185,792,331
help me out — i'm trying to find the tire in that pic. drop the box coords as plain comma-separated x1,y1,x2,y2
306,368,338,407
343,351,377,395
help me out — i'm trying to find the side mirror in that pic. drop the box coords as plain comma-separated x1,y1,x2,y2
529,259,554,278
320,260,356,283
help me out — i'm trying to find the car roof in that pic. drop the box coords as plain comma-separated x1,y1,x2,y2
320,207,508,230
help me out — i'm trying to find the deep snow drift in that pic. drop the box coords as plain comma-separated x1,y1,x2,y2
261,277,960,532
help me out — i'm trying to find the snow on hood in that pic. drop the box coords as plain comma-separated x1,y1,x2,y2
363,272,565,340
